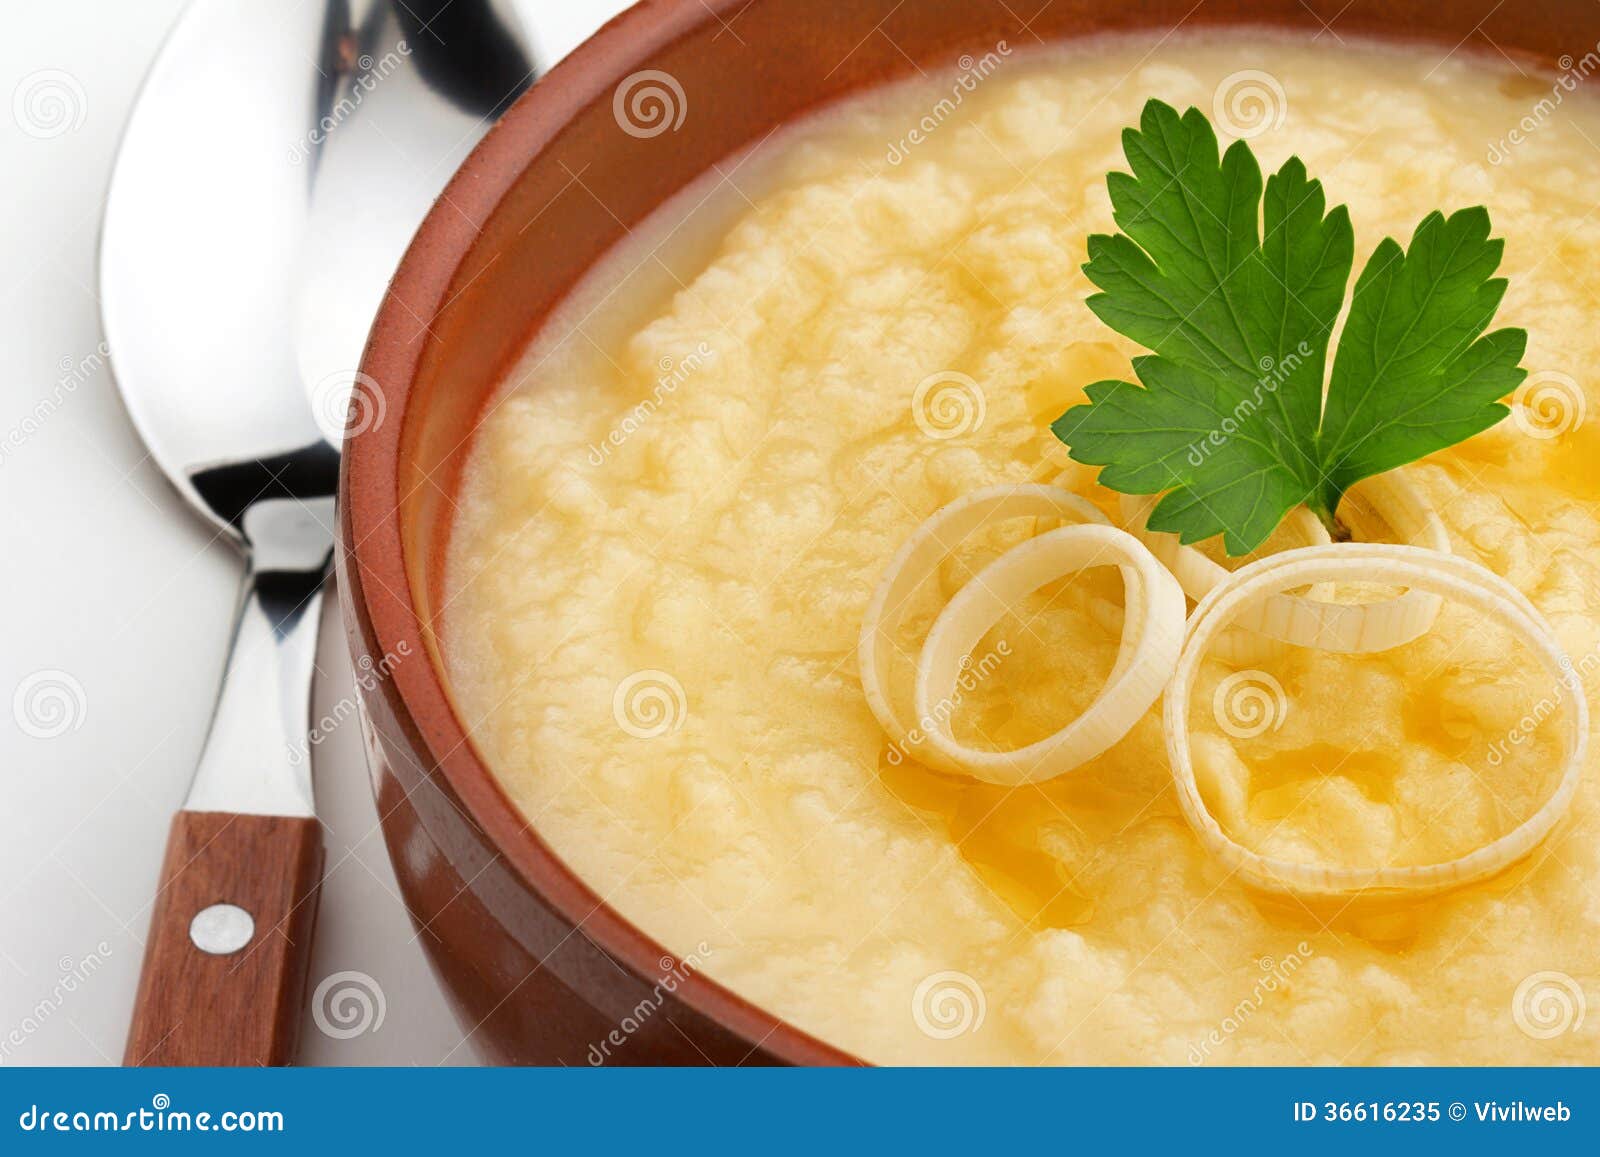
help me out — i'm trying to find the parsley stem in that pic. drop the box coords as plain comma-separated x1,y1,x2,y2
1309,501,1352,544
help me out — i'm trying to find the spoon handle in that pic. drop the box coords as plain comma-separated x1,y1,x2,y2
124,810,323,1066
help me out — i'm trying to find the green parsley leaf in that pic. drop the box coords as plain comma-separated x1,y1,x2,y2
1312,207,1525,514
1052,98,1525,555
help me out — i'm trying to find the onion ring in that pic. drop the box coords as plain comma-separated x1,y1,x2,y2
858,484,1133,773
1114,491,1329,666
1165,543,1587,896
913,523,1186,785
1118,469,1448,654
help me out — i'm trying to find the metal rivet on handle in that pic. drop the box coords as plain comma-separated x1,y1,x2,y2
188,903,255,955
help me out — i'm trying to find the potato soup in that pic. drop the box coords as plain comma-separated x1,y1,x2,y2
443,31,1600,1064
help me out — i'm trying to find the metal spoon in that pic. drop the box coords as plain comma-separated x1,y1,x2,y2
99,0,535,1066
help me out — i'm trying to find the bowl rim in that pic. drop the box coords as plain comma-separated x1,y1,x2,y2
343,0,861,1066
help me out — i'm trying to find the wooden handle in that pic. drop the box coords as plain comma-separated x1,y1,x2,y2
124,810,323,1066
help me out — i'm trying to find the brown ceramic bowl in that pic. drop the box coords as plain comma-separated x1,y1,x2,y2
338,0,1585,1064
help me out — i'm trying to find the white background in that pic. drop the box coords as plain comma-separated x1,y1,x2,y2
0,0,628,1066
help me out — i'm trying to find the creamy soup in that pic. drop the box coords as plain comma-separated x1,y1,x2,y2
444,30,1600,1064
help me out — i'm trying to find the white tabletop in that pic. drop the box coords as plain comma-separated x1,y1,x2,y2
0,0,630,1067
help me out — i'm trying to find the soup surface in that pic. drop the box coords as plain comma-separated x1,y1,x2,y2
444,30,1600,1064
